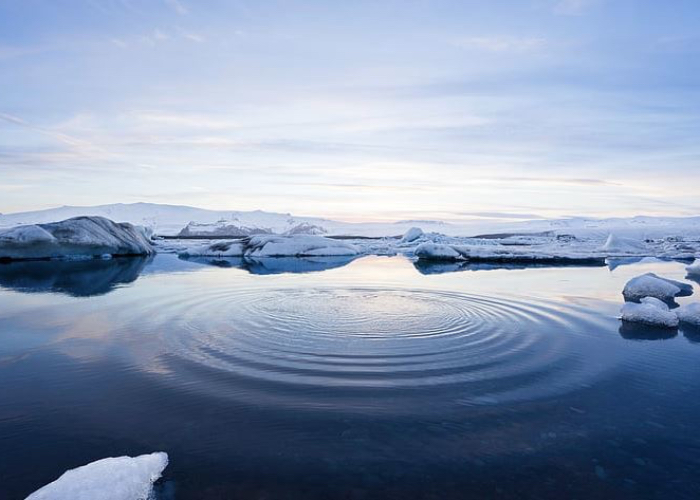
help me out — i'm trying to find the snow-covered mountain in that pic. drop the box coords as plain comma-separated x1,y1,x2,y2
0,203,460,237
0,203,698,240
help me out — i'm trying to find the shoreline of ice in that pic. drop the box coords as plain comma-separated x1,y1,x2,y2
0,213,698,264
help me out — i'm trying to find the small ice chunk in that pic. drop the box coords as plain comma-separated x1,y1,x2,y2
686,259,700,276
400,227,423,243
600,234,648,254
414,242,463,261
677,303,700,327
621,297,679,328
622,273,693,302
26,452,168,500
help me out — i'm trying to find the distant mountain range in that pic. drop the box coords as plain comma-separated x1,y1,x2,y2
1,203,698,240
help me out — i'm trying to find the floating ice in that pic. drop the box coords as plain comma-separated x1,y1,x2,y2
622,273,693,302
245,235,359,257
400,227,424,243
677,303,700,327
179,235,359,258
600,234,648,255
620,297,679,328
0,216,154,261
414,242,463,261
687,259,700,276
26,452,168,500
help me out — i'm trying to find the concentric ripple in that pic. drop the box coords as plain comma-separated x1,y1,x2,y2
114,285,618,412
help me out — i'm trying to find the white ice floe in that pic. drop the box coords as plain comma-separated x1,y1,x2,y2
179,235,359,258
686,260,700,276
26,452,168,500
600,234,648,255
622,273,693,302
245,235,359,257
414,242,463,260
178,240,245,257
676,303,700,327
400,227,424,243
620,297,679,328
0,216,154,261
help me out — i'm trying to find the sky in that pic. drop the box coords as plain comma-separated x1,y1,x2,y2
1,0,699,222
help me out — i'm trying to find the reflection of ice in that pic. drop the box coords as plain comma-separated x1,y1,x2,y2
0,257,151,297
180,255,358,275
413,259,605,275
618,322,678,341
681,324,700,343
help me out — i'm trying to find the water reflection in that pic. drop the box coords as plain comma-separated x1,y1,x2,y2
618,321,678,341
2,255,700,499
681,324,700,343
0,257,151,297
180,255,358,275
414,259,605,275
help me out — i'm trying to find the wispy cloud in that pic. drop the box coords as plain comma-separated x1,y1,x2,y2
452,36,546,53
164,0,188,15
553,0,599,16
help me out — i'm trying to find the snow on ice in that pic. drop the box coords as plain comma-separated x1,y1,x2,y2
622,273,693,302
178,235,359,258
677,303,700,327
620,297,680,328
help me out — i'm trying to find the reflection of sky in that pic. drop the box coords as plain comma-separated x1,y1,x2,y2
1,1,699,220
0,255,696,354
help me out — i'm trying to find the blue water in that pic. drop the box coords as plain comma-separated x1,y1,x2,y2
1,255,699,499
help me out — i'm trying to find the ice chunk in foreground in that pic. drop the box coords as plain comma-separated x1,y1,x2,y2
677,303,700,327
600,234,648,255
620,297,679,328
414,242,463,261
686,259,700,276
622,273,693,302
0,216,154,261
400,227,424,243
26,452,168,500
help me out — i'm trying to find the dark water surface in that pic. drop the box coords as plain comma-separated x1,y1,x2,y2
1,255,699,499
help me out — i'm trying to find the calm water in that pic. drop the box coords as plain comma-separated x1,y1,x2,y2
1,255,699,499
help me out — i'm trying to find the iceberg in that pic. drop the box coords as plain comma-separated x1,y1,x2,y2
600,234,648,255
400,227,424,243
178,240,245,257
178,235,359,258
245,235,359,257
414,242,463,261
0,216,154,261
26,452,168,500
686,259,700,276
677,303,700,327
620,297,679,328
622,273,693,302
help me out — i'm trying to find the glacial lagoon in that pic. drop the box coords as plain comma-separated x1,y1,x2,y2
1,255,699,499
